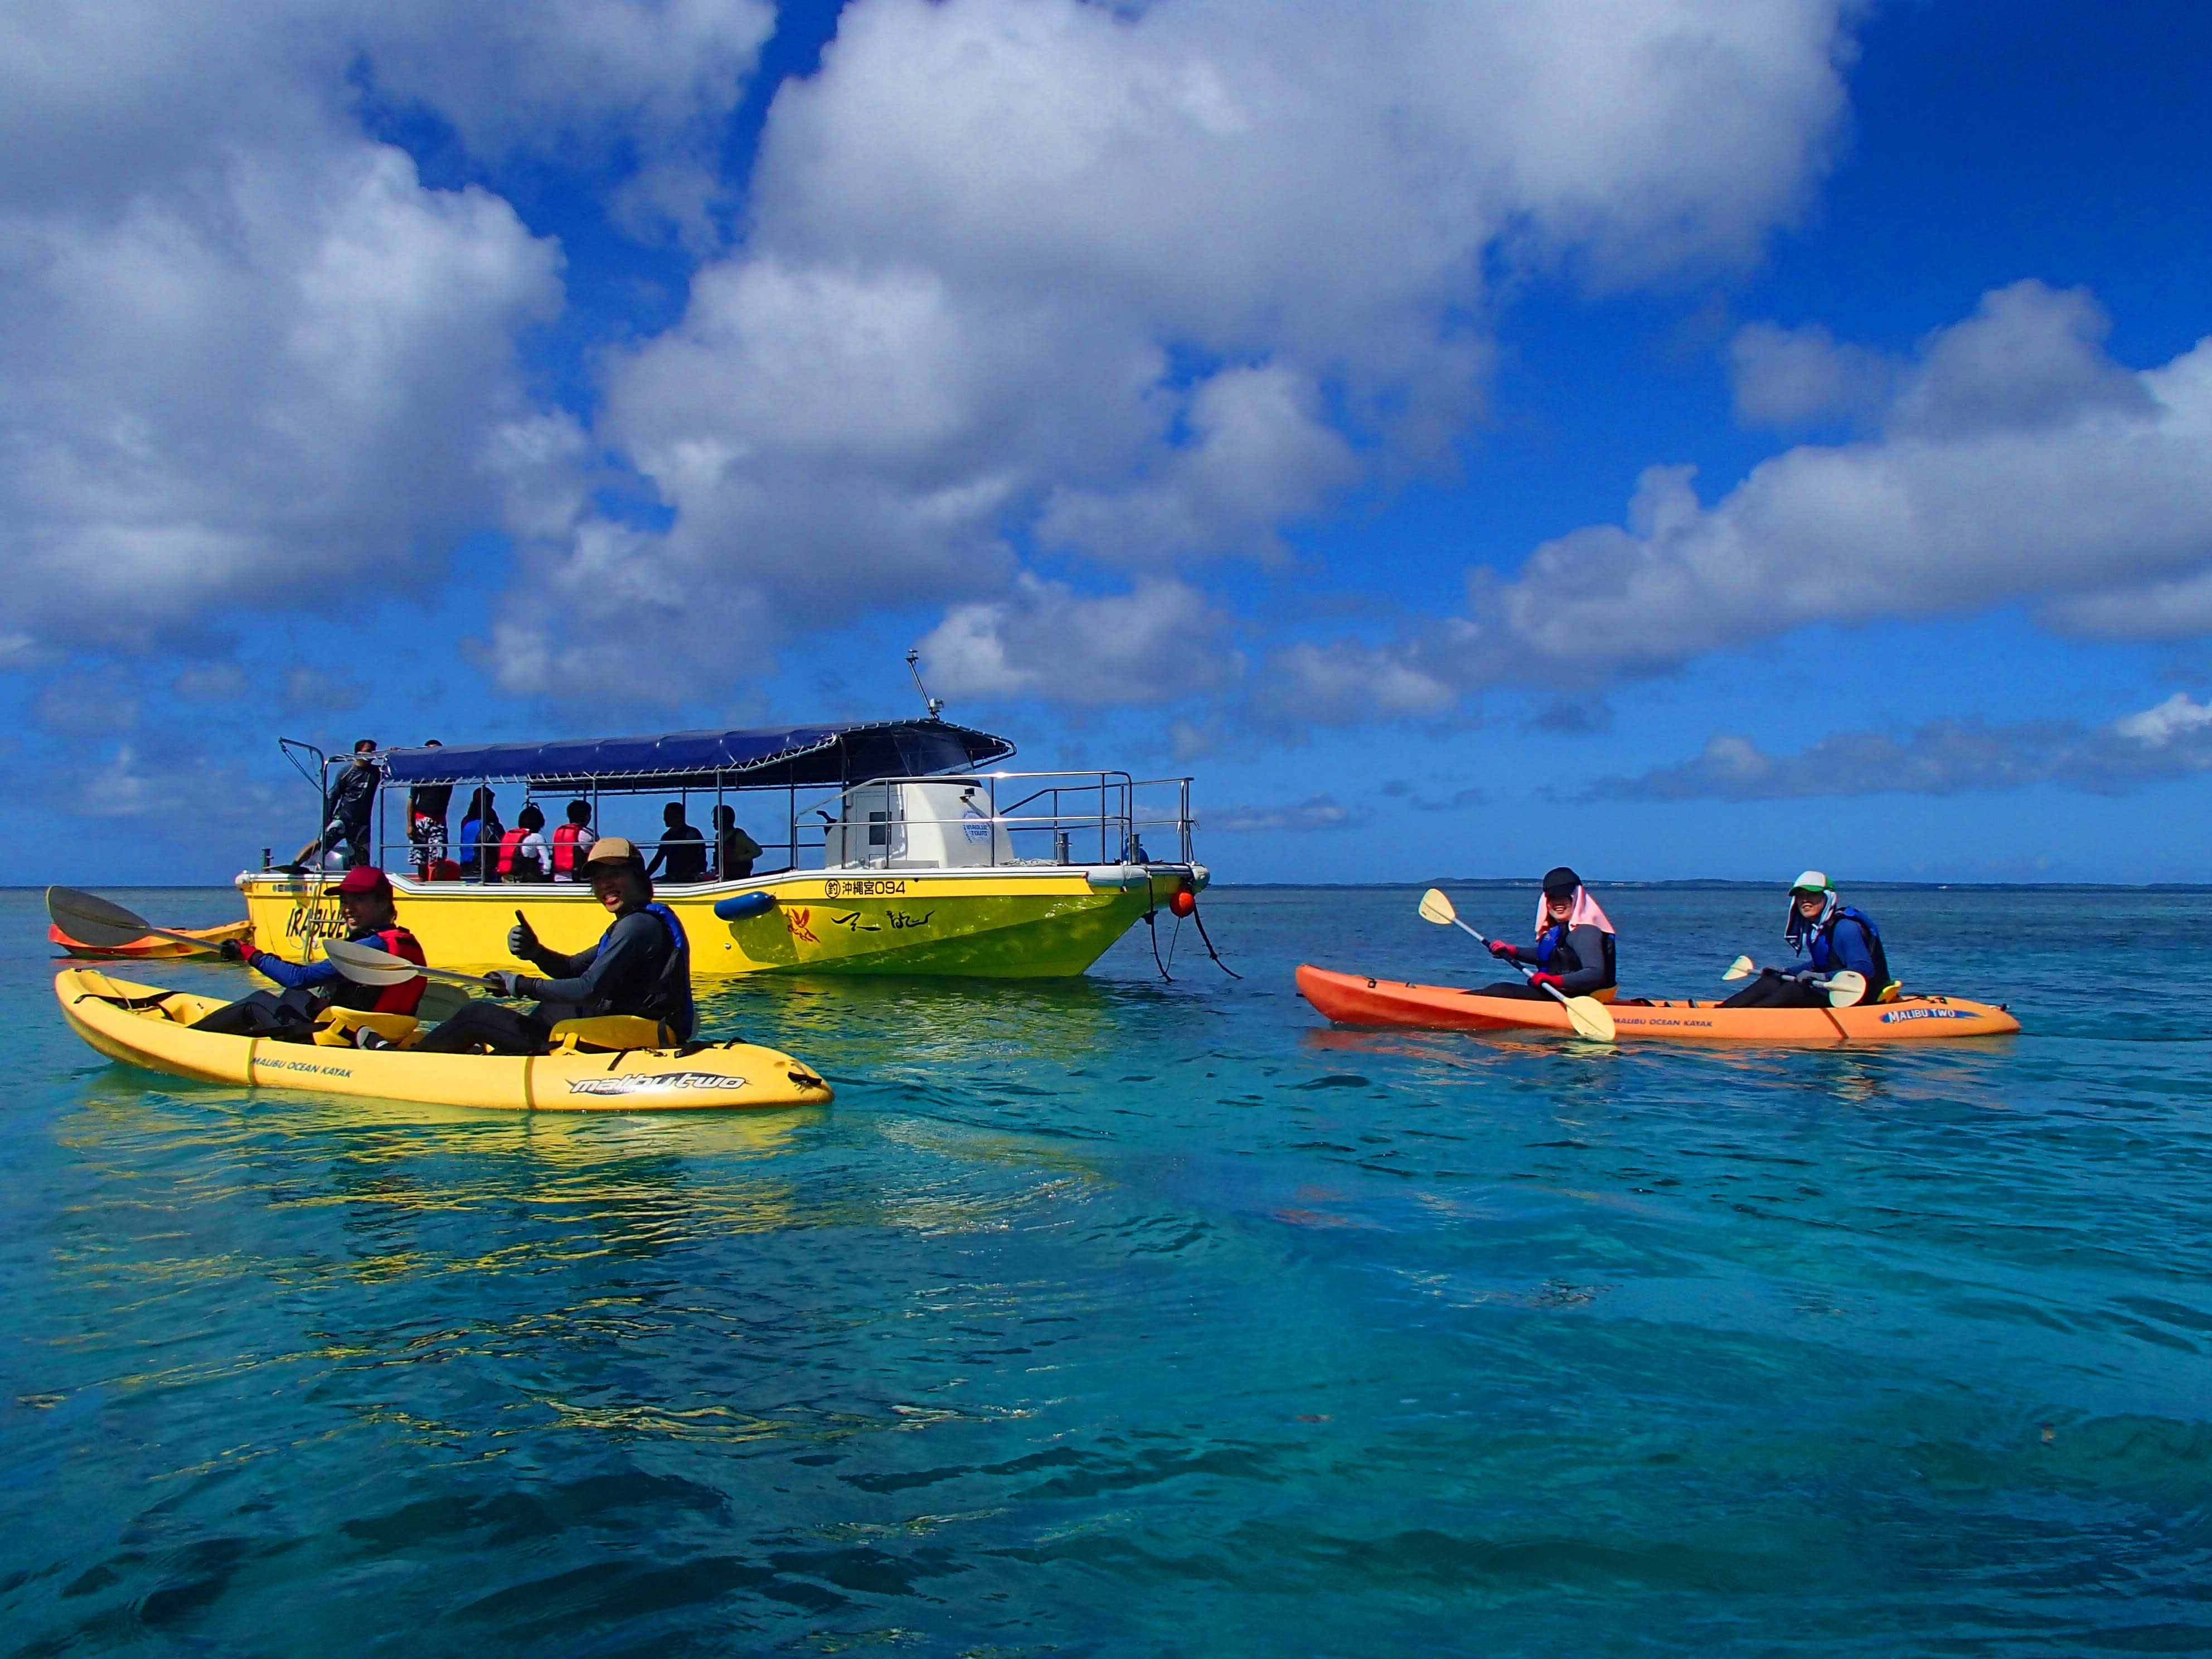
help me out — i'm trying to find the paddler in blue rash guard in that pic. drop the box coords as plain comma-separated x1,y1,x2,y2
1721,870,1892,1008
1479,866,1619,1001
413,836,695,1055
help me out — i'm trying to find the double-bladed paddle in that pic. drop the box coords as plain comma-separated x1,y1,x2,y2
1721,954,1866,1007
1418,888,1617,1042
47,886,224,953
319,937,510,992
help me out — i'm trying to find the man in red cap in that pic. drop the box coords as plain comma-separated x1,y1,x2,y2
193,865,428,1040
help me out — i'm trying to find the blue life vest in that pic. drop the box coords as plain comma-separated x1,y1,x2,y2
1801,905,1890,989
1532,922,1617,989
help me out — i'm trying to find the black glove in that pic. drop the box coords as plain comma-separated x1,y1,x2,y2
219,939,246,963
507,909,539,958
485,970,530,999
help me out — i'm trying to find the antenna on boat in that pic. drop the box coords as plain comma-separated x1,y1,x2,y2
905,649,944,720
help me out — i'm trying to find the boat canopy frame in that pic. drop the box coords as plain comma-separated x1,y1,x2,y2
378,719,1013,794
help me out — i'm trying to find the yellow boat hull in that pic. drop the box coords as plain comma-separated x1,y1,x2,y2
237,865,1200,978
56,969,833,1113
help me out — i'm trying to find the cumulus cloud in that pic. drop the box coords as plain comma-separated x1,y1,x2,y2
1247,634,1467,728
499,0,1858,698
920,574,1238,707
1585,692,2212,800
1454,281,2212,686
1727,320,1896,428
0,1,630,657
356,0,776,242
1381,779,1487,811
1205,793,1367,833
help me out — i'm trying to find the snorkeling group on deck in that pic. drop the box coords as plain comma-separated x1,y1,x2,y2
297,737,762,886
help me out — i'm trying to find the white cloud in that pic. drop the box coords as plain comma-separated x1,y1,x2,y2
1248,636,1463,729
357,0,776,241
0,0,785,662
2113,691,2212,746
1586,691,2212,801
1205,793,1366,833
0,2,620,656
502,0,1857,698
920,574,1238,707
1728,320,1895,428
1452,281,2212,687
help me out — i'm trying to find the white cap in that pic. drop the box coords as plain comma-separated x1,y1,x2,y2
1789,869,1831,892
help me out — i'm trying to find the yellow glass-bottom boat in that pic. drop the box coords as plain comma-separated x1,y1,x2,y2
56,968,832,1112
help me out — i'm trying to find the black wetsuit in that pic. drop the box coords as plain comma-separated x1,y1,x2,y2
414,904,693,1054
318,761,379,866
647,824,707,883
1483,922,1617,1001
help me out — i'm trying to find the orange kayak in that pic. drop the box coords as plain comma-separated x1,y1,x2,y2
49,918,254,961
1296,964,2020,1044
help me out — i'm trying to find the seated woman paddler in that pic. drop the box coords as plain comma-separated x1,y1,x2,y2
1722,871,1890,1008
412,837,695,1055
1480,866,1618,1002
193,865,426,1040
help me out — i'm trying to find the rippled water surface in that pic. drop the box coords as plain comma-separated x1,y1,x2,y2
4,884,2210,1656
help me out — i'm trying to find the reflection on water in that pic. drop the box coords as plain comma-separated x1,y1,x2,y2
4,886,2210,1655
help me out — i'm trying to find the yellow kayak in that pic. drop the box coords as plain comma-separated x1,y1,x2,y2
55,968,833,1112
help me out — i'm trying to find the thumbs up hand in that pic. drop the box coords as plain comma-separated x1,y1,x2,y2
507,910,539,958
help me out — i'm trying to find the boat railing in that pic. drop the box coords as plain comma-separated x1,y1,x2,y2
343,770,1194,882
796,772,1195,872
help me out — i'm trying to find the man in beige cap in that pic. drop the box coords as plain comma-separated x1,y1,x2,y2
413,836,693,1053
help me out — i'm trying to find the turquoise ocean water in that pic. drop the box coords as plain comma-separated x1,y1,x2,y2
3,884,2209,1655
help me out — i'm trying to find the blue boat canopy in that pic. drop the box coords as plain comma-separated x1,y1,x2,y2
381,720,1015,792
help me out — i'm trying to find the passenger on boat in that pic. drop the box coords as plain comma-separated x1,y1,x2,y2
497,803,551,882
414,837,695,1055
458,789,502,882
646,801,708,883
550,800,597,881
1721,871,1890,1008
713,805,762,880
408,741,450,877
293,739,379,869
193,866,426,1040
1480,866,1618,1001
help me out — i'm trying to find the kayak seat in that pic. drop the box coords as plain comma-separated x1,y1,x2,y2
313,1008,424,1049
546,1015,674,1054
1876,980,1903,1003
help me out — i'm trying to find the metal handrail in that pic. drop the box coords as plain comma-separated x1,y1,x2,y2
337,768,1194,881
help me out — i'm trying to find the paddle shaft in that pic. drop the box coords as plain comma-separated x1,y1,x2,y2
1442,915,1587,1016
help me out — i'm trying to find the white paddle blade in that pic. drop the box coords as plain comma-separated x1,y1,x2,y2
46,886,172,948
1721,954,1756,982
1823,971,1866,1007
1563,996,1617,1042
319,937,423,986
323,938,493,989
1417,887,1458,926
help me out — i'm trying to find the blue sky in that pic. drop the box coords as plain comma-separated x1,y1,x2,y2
7,0,2212,884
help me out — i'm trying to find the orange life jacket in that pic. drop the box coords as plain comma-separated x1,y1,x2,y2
552,821,585,874
497,827,543,878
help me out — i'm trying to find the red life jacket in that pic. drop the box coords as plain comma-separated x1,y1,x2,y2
497,827,532,877
552,822,585,874
371,926,427,1015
